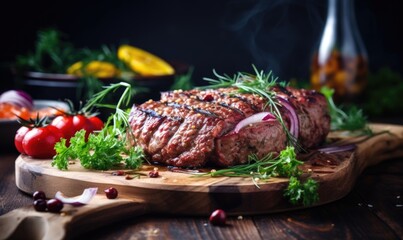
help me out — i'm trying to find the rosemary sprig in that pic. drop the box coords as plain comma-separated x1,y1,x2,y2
197,67,319,205
202,146,319,206
199,66,298,148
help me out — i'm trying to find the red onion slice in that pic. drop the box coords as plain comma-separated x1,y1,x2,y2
0,90,34,110
277,97,299,139
55,187,98,206
317,144,356,154
234,112,276,133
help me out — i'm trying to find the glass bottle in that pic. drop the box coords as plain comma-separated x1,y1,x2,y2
310,0,368,103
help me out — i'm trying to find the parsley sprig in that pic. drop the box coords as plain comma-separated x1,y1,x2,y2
52,82,145,170
203,146,319,206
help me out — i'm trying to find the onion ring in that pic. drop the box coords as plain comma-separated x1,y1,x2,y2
234,112,276,133
277,97,299,139
55,187,98,206
317,144,356,154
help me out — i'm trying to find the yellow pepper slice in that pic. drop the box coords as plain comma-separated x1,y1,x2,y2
67,61,118,78
117,45,175,76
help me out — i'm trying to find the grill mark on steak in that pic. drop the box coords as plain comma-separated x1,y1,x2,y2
137,113,165,150
162,89,261,117
273,85,293,97
133,86,330,167
129,106,169,150
166,102,218,118
167,91,246,117
163,92,245,129
215,92,261,113
216,102,245,116
167,116,227,167
148,117,183,162
129,106,151,141
213,88,267,111
136,99,229,167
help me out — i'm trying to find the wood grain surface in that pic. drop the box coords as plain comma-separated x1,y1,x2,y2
1,123,402,239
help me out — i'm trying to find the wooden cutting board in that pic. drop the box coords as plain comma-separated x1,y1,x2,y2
1,123,403,240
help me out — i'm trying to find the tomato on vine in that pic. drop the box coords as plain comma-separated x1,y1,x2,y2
14,117,64,159
14,126,30,154
49,100,104,143
88,116,104,130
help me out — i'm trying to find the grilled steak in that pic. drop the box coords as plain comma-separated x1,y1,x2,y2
128,86,330,167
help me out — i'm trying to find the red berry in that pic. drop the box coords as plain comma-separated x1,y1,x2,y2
203,94,214,102
33,199,47,212
104,187,118,199
148,170,159,178
33,190,46,200
112,170,125,176
47,199,64,213
209,209,226,226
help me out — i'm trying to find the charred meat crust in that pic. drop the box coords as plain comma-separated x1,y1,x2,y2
130,87,330,167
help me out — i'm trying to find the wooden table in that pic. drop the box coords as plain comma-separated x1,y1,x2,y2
1,151,402,240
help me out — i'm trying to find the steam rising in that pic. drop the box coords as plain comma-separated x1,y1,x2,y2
223,0,325,80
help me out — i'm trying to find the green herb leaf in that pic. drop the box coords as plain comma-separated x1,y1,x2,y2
199,66,298,147
284,176,319,206
320,86,371,134
363,68,403,116
52,82,146,171
16,28,77,73
201,146,319,206
171,66,194,90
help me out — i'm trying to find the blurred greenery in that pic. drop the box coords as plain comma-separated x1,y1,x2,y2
363,68,403,117
13,28,193,103
15,29,77,73
290,67,403,119
170,66,194,90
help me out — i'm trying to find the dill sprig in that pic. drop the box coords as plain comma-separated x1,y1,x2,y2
203,146,319,206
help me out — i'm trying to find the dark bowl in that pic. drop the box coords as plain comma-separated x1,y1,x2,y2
18,61,190,106
0,100,69,154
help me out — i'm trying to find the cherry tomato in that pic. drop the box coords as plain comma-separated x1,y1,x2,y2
72,115,95,139
88,116,104,131
50,114,104,142
14,126,30,154
21,125,63,159
50,115,75,140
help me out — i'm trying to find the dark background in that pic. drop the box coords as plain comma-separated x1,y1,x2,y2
0,0,401,93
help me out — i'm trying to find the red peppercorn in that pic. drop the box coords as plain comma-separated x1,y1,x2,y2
148,170,159,178
104,187,118,199
209,209,226,226
33,199,47,212
33,190,46,200
203,94,214,102
148,167,159,178
47,199,64,213
112,170,125,176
